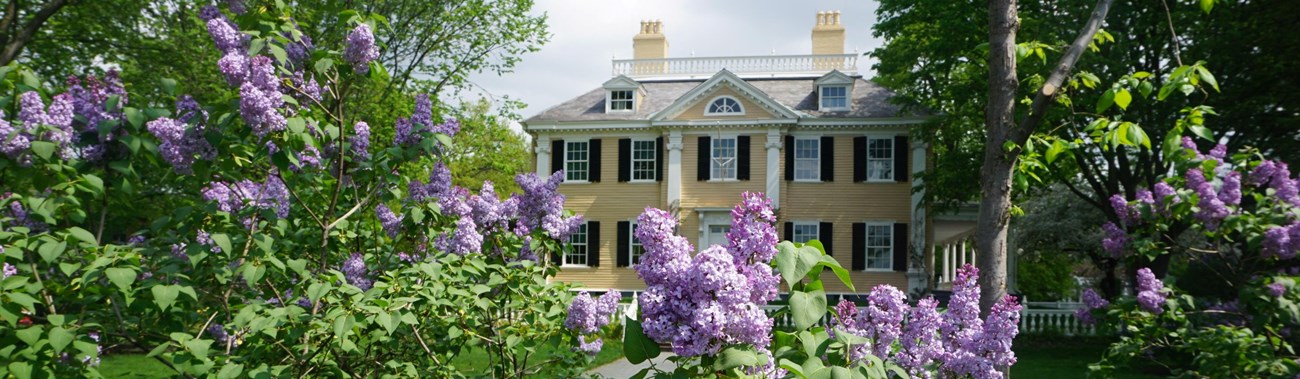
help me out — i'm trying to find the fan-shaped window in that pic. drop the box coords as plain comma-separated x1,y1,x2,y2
705,96,744,115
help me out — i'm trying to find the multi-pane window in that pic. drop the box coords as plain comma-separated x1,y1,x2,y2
867,137,894,181
865,224,893,269
630,223,645,265
711,138,737,180
820,86,848,110
708,224,732,249
794,138,820,181
609,90,634,111
706,97,743,115
565,223,588,266
565,141,589,182
632,139,657,181
792,223,819,244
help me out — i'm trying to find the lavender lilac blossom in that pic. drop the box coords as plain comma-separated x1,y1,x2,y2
351,121,370,159
341,253,372,290
146,97,217,174
1135,267,1167,314
375,204,403,238
1075,288,1110,326
2,262,15,278
1101,222,1127,258
239,56,287,137
344,24,379,74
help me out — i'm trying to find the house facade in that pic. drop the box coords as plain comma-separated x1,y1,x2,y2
524,12,963,295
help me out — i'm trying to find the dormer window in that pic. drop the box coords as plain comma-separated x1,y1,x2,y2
609,90,634,111
705,96,744,116
820,86,848,110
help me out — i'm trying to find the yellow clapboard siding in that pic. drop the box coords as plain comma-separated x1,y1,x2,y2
672,86,777,121
783,135,911,222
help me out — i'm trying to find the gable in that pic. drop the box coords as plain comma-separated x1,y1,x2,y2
669,86,777,121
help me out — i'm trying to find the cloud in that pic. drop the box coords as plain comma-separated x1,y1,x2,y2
462,0,884,127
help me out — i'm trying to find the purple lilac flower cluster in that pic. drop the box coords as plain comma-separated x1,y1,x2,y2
394,95,457,146
1,92,76,163
511,171,582,240
1100,222,1127,258
831,265,1021,379
1267,282,1287,297
375,204,403,238
202,175,291,226
1075,288,1110,326
64,72,128,161
146,96,217,174
202,7,288,137
2,195,46,233
1135,267,1167,314
565,290,621,354
632,193,777,358
343,24,379,74
2,262,16,278
351,121,370,159
340,253,372,290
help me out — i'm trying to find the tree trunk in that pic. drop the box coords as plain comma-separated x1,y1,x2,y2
978,0,1020,316
0,0,70,66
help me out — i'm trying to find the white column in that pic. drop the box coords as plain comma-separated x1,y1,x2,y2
765,127,783,208
667,130,683,209
536,134,552,176
907,138,929,292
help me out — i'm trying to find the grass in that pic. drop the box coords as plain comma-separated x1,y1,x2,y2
98,338,625,378
1012,336,1163,379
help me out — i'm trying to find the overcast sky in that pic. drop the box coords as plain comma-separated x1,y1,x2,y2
462,0,885,126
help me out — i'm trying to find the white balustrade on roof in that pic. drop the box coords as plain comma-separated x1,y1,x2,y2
611,54,859,79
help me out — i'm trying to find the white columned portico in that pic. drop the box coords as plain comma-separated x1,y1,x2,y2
667,130,684,208
536,134,552,176
765,127,782,208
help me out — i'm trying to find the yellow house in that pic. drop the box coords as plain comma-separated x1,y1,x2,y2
524,12,972,296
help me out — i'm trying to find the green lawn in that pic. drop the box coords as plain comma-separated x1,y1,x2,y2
1013,336,1163,379
98,339,625,378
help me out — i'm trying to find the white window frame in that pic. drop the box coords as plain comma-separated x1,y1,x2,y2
794,137,821,181
565,141,590,183
704,96,745,116
863,222,894,271
865,136,894,182
819,85,849,111
629,223,645,265
792,222,820,244
710,137,738,181
704,223,732,250
563,223,589,267
608,90,635,113
631,138,657,182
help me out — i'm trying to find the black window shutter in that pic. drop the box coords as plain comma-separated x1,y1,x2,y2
783,222,794,242
893,223,908,272
588,222,601,267
589,139,602,182
819,222,833,256
737,135,751,181
616,221,631,267
821,136,834,182
852,223,867,271
655,137,665,182
697,136,711,181
853,136,867,182
551,140,564,176
784,135,795,181
894,136,909,183
618,138,632,182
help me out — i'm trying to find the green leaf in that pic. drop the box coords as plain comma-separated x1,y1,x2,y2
1096,88,1115,113
623,317,661,364
217,363,244,379
211,233,233,255
776,242,801,287
184,339,212,360
67,227,97,246
818,256,854,291
1200,0,1214,13
48,326,73,353
790,290,827,330
1138,80,1154,98
797,245,824,280
153,285,179,311
106,267,136,291
376,312,396,335
160,78,178,96
1114,88,1132,111
38,241,66,264
268,44,289,66
30,141,56,161
7,362,33,379
1196,66,1220,92
314,58,335,75
1046,139,1067,163
124,107,145,128
714,346,761,371
307,282,329,303
16,325,43,345
1189,124,1214,141
287,117,306,135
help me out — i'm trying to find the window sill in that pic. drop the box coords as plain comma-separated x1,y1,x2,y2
818,107,849,112
560,264,592,269
628,180,659,184
561,180,592,185
860,268,896,273
860,179,898,184
707,179,740,183
793,179,823,183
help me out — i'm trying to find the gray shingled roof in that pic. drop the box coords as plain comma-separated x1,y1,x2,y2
525,77,914,123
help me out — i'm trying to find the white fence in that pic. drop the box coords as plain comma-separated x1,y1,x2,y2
612,294,1095,336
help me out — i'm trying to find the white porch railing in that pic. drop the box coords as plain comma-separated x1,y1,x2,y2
611,54,858,79
1020,309,1096,336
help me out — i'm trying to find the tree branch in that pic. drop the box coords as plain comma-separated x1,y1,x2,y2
1014,0,1116,141
0,0,70,65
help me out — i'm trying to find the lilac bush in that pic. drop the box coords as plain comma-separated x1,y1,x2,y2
564,290,620,354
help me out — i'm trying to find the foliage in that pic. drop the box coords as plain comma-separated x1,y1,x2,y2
618,194,1022,378
442,99,532,194
1079,141,1300,377
0,2,587,378
1014,250,1078,302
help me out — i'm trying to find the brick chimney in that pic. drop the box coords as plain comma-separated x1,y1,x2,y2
633,20,668,59
811,11,845,55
